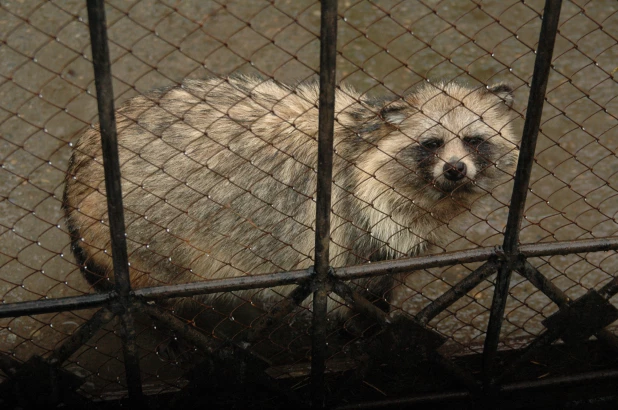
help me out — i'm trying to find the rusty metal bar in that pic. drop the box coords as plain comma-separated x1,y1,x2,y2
140,302,225,356
140,300,273,365
482,0,563,387
2,238,617,319
416,260,498,325
518,261,618,350
136,269,311,300
86,0,143,401
517,261,570,306
487,261,618,383
335,247,495,281
311,0,338,407
0,293,113,319
140,300,270,364
519,237,618,257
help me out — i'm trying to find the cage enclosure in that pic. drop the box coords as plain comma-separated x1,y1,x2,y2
1,0,617,408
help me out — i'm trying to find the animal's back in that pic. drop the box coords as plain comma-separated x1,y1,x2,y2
64,78,328,295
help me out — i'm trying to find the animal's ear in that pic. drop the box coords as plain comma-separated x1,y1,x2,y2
488,83,514,107
380,100,413,126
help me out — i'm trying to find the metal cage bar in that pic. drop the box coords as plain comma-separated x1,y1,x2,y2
85,0,143,401
2,237,618,320
0,0,617,407
311,0,339,407
482,0,563,387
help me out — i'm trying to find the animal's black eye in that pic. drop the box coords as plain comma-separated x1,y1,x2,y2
464,136,485,147
421,139,443,150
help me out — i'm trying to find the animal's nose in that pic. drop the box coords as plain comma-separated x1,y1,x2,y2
443,161,467,181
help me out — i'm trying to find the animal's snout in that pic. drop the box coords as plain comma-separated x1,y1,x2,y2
443,161,467,181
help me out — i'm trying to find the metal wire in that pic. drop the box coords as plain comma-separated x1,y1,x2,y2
0,0,617,407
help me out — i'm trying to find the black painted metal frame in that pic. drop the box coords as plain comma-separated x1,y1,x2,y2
1,0,618,408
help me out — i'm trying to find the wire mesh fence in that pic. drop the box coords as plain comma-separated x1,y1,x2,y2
0,0,617,407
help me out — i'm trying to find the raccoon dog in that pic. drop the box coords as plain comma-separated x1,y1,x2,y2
63,77,519,321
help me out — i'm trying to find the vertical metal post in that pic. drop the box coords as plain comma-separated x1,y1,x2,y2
311,0,338,408
482,0,563,388
86,0,144,401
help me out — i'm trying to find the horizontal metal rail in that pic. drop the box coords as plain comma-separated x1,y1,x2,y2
2,237,617,319
1,0,616,407
0,293,114,319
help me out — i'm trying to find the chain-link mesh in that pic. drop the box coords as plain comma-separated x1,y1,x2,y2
1,0,617,404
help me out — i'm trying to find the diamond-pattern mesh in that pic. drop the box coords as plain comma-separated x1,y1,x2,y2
0,0,617,402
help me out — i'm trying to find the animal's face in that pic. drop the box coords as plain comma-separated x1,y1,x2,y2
375,83,520,202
